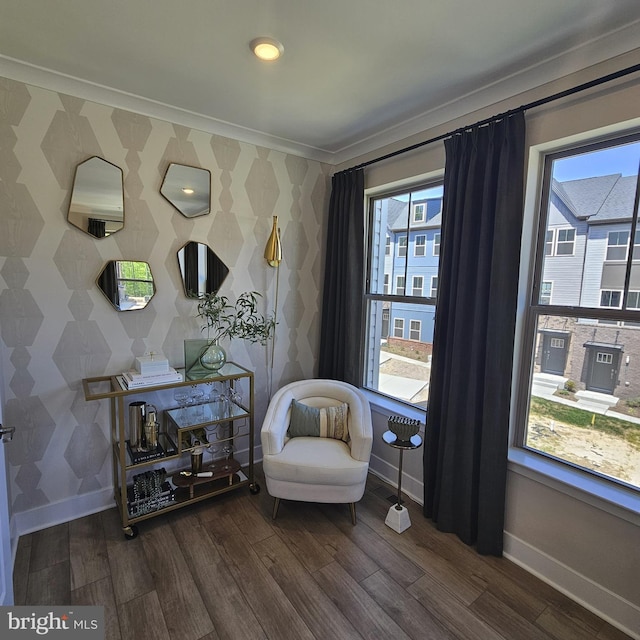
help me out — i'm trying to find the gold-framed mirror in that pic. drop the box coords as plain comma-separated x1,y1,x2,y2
177,241,229,298
97,260,155,311
161,163,211,218
68,156,124,237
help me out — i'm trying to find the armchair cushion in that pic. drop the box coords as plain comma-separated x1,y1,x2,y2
288,399,349,442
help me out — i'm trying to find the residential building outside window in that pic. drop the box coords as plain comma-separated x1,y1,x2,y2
520,132,640,494
364,182,443,408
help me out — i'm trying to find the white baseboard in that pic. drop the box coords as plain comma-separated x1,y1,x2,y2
14,487,115,538
369,451,424,506
504,532,640,640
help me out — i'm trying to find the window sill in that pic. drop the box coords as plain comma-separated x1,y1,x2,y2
361,388,427,432
508,448,640,525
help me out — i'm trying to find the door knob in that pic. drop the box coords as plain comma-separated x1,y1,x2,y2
0,424,15,442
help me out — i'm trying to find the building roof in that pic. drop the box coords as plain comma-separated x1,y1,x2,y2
554,174,639,224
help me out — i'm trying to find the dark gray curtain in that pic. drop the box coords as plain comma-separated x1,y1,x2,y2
423,112,526,556
318,168,364,386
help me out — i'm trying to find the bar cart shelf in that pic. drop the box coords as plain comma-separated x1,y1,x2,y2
82,361,257,538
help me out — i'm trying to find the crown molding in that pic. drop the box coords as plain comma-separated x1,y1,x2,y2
331,19,640,166
0,54,336,165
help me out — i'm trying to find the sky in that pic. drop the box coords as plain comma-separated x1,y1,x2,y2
552,140,640,182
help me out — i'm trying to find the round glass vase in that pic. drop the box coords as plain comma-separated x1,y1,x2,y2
199,340,226,371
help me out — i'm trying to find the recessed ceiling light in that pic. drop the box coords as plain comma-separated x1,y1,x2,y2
182,188,194,195
250,37,284,62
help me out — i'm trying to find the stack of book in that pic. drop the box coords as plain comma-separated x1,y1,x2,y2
120,353,182,389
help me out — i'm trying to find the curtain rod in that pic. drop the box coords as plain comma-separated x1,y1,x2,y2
350,61,640,172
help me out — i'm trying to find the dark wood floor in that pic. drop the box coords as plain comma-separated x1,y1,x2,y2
13,466,632,640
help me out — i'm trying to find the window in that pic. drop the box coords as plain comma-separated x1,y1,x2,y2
544,230,554,256
410,320,421,341
412,276,423,297
600,290,622,308
555,228,575,255
606,231,629,261
385,235,391,256
364,182,443,408
397,235,407,257
430,276,438,299
520,133,640,493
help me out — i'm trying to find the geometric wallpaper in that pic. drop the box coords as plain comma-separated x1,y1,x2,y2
0,75,330,528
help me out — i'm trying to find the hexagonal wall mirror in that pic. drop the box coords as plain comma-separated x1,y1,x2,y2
161,163,211,218
97,260,155,311
177,241,229,298
68,156,124,237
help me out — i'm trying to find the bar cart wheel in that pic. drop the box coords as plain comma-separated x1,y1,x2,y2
249,482,260,494
123,524,139,540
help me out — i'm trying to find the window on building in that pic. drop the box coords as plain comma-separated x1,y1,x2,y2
520,132,640,493
383,274,389,294
410,320,421,341
413,203,425,222
393,318,404,338
412,276,423,297
433,232,441,256
555,228,576,255
600,290,622,308
544,230,554,256
385,235,391,256
364,182,443,408
606,231,629,261
397,235,407,257
430,276,438,299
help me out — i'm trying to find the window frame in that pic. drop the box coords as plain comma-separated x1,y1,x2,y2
363,177,443,411
515,130,640,507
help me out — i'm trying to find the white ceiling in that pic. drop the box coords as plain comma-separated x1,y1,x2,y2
1,0,640,164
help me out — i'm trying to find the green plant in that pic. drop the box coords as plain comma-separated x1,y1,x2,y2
625,397,640,409
564,380,576,393
196,291,275,345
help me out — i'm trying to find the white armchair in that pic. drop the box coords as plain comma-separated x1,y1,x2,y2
261,379,373,524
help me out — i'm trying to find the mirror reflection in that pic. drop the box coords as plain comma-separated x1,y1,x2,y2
97,260,155,311
68,156,124,237
177,241,229,298
161,163,211,218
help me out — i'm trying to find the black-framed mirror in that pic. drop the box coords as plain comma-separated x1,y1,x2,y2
161,163,211,218
177,241,229,298
97,260,155,311
68,156,124,237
